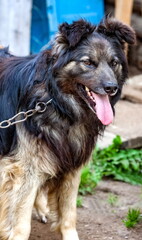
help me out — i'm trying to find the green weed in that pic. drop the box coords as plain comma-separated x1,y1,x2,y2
77,196,83,207
92,135,142,186
123,208,142,228
107,193,118,206
79,136,142,195
79,163,102,195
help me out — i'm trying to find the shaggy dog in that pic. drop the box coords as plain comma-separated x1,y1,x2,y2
0,17,135,240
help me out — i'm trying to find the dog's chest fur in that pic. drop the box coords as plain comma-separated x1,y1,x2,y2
16,111,97,179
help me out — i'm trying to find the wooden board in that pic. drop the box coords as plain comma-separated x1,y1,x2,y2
115,0,134,25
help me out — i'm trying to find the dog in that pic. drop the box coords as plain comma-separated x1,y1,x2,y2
0,17,135,240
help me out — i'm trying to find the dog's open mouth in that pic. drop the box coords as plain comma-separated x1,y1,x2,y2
85,87,114,126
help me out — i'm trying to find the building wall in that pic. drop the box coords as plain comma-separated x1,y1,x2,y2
0,0,32,56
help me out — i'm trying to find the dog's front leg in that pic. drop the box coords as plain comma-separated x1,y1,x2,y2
0,160,38,240
58,169,81,240
11,185,38,240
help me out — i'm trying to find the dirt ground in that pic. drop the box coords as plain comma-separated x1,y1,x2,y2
29,179,142,240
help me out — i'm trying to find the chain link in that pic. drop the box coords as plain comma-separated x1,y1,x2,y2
0,99,52,129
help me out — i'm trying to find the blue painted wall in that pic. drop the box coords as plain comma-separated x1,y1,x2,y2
31,0,104,53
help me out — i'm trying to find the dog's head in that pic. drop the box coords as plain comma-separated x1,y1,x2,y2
51,17,136,125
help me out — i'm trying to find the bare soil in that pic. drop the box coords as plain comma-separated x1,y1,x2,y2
29,179,142,240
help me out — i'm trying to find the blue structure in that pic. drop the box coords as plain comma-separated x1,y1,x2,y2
30,0,49,54
31,0,104,53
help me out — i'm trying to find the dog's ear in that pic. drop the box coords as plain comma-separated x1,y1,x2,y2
59,19,95,48
96,16,136,46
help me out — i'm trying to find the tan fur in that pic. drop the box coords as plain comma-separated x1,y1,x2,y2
44,170,81,240
64,61,76,71
0,158,38,240
34,188,49,223
0,124,81,240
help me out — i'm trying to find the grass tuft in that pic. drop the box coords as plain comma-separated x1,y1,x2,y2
123,208,142,228
107,193,118,207
77,196,83,207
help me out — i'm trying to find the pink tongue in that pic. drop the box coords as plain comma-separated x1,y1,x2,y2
91,92,114,126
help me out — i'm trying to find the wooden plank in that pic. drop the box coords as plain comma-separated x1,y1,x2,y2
115,0,134,55
115,0,134,25
106,0,142,16
0,0,32,56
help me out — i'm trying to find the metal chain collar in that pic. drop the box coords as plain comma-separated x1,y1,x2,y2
0,99,52,129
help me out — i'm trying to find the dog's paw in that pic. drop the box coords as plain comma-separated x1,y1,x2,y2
62,229,79,240
32,209,48,224
40,215,48,224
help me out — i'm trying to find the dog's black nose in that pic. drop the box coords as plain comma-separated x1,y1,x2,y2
104,83,118,96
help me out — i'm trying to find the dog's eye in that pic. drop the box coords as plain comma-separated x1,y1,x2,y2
83,60,92,66
111,59,118,67
81,60,97,68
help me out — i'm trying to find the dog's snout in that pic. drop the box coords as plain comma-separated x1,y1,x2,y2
103,82,118,96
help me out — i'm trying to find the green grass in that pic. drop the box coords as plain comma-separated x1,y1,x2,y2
77,196,83,207
107,193,118,206
123,208,142,228
79,164,101,195
93,135,142,185
79,136,142,195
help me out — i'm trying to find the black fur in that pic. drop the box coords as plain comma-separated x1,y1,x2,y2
59,19,95,48
96,16,136,47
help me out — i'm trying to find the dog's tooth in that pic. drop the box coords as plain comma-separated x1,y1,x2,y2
85,86,89,92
